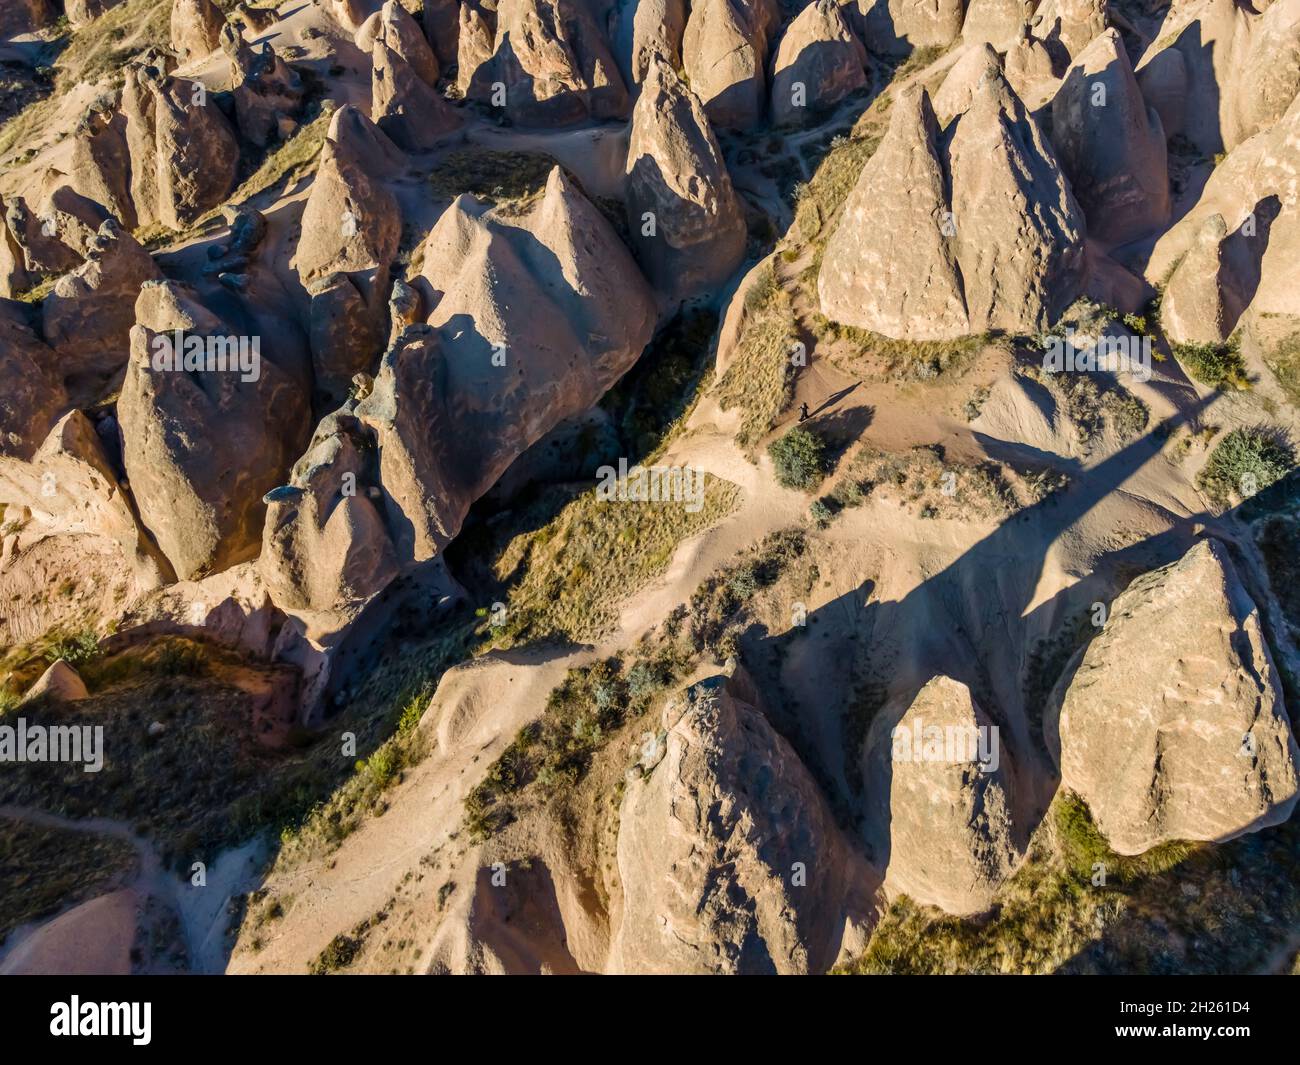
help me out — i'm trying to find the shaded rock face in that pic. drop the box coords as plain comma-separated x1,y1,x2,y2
1137,0,1300,156
1051,540,1300,856
862,676,1021,916
3,195,83,277
0,200,29,297
1160,214,1248,344
856,0,966,56
221,25,306,148
467,0,629,125
118,282,310,581
42,219,163,385
682,0,782,130
371,37,461,150
770,0,867,126
0,0,57,37
171,0,226,63
259,411,399,635
0,307,67,461
361,167,655,566
0,409,174,588
625,55,746,302
1029,0,1107,63
608,0,688,90
1004,24,1059,99
68,106,137,231
818,79,1085,339
1050,29,1169,245
932,40,1000,123
457,0,499,95
424,0,462,67
962,0,1034,49
371,0,441,86
296,107,403,404
609,672,850,974
1145,92,1300,322
120,63,240,229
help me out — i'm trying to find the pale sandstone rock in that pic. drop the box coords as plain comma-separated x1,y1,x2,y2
66,0,122,27
862,675,1022,916
609,671,851,974
67,106,137,231
625,55,746,301
856,0,966,56
1030,0,1107,62
328,0,383,32
682,0,782,129
457,0,498,95
962,0,1034,49
118,281,309,580
23,660,89,703
171,0,226,63
371,37,461,150
1160,214,1248,345
1050,28,1169,244
770,0,868,126
932,40,1000,123
608,0,687,90
468,0,629,125
1051,539,1300,855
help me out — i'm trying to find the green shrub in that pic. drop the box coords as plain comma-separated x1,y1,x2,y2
309,934,360,974
1197,428,1294,506
1174,339,1250,391
769,427,827,490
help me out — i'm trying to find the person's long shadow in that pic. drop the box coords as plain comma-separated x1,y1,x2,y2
751,390,1224,872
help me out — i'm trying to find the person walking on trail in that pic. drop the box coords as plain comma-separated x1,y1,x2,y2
798,402,810,422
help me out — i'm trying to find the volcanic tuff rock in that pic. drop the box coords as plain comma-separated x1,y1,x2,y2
0,306,68,460
1146,92,1300,321
423,0,461,66
171,0,226,63
1050,539,1300,855
295,105,403,286
464,0,629,125
1004,25,1060,100
358,167,655,567
120,66,240,229
770,0,867,126
1137,0,1300,156
42,218,163,381
0,409,173,588
625,55,746,302
457,0,498,95
962,0,1035,49
118,281,310,581
818,78,1085,339
1049,29,1169,245
371,37,461,150
608,0,687,89
682,0,782,129
1029,0,1108,61
856,0,966,56
307,272,388,405
221,26,307,147
370,0,441,86
260,411,399,636
862,675,1022,916
23,660,90,704
0,0,56,37
608,672,851,974
328,0,383,33
932,41,1001,123
1159,214,1247,345
66,0,123,27
67,106,137,231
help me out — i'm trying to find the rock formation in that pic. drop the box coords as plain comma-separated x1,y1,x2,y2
0,306,68,461
862,675,1022,916
66,0,123,28
682,0,781,129
818,78,1085,339
856,0,966,56
371,37,461,150
932,40,1000,123
424,0,461,67
171,0,226,63
770,0,867,127
1051,540,1300,855
328,0,383,33
962,0,1034,49
1029,0,1108,63
221,25,307,147
1049,29,1169,245
1160,214,1248,345
625,55,746,302
23,660,90,703
609,672,851,974
67,105,137,230
0,0,56,37
609,0,688,91
467,0,629,125
118,281,309,581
